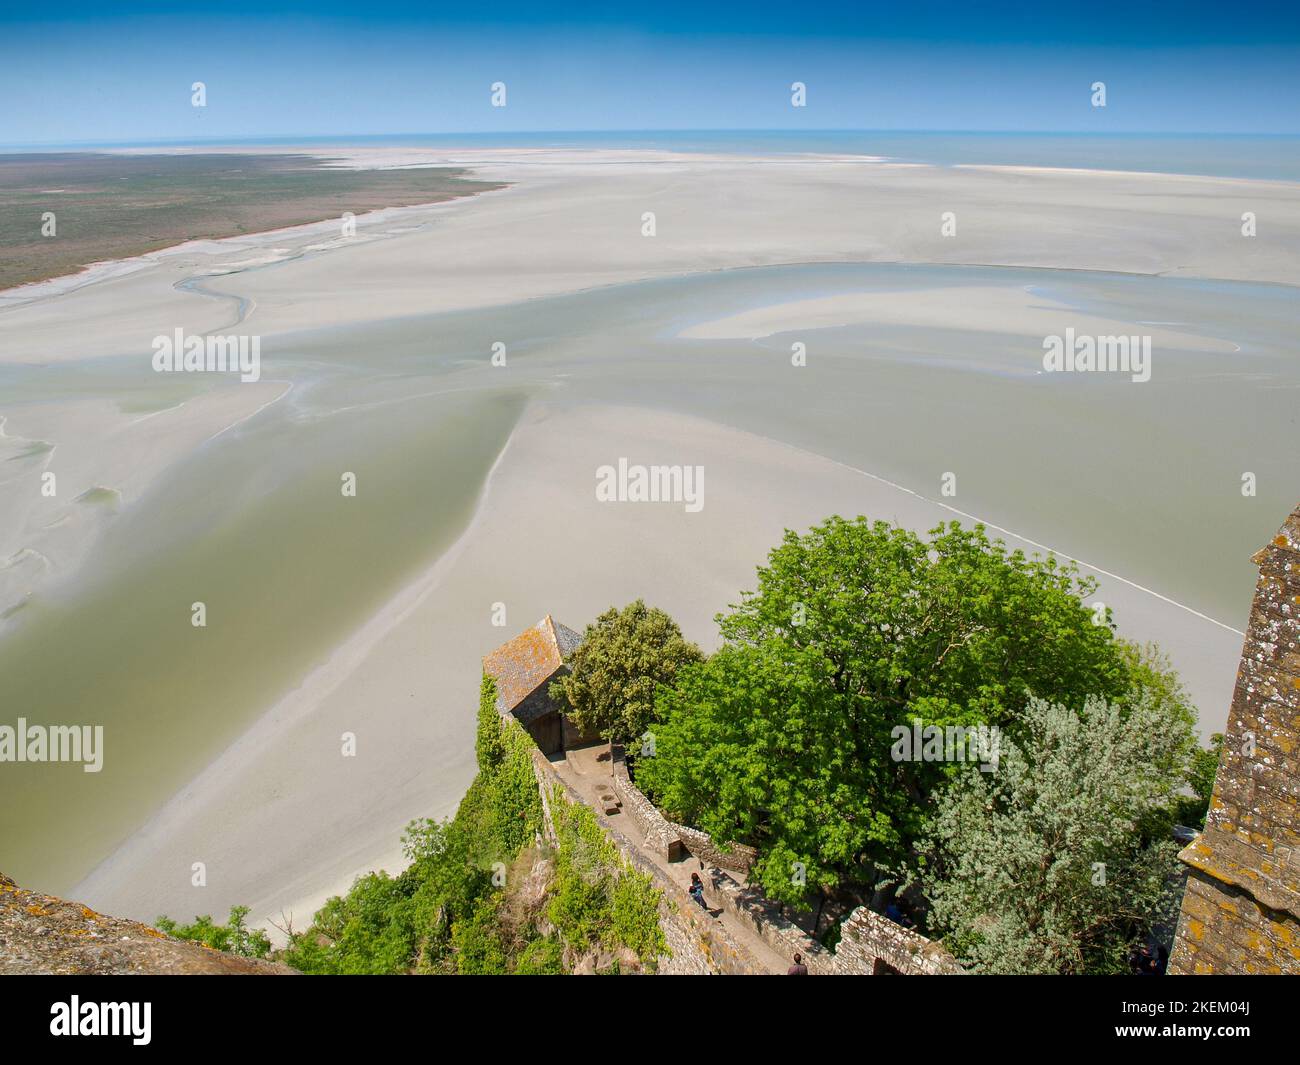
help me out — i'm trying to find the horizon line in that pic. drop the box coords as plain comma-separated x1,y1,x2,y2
6,128,1300,151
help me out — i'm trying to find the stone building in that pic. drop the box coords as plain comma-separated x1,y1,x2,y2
1168,503,1300,974
482,615,588,755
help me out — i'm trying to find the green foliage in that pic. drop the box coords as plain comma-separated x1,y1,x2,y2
1116,640,1198,737
450,894,510,975
547,790,667,968
466,713,547,862
638,639,880,905
638,517,1135,905
154,905,272,959
283,682,543,974
719,518,1126,720
1116,641,1217,830
284,872,420,975
921,695,1193,974
281,675,663,975
1175,733,1223,829
610,867,667,963
549,599,703,746
547,794,620,953
514,934,565,975
476,674,506,773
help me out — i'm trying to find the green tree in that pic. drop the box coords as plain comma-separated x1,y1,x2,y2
921,695,1194,974
154,905,272,959
549,600,703,746
718,518,1126,725
637,639,889,905
637,517,1135,905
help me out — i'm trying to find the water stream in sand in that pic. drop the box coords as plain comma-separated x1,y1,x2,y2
1,261,1296,891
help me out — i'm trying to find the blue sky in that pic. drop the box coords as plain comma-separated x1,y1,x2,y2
3,2,1298,144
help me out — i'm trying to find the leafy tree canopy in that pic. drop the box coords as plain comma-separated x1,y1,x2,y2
637,517,1152,905
550,599,703,746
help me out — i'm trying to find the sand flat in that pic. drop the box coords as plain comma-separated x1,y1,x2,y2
69,401,1245,932
676,285,1244,352
0,382,290,619
3,148,1298,363
2,146,1293,929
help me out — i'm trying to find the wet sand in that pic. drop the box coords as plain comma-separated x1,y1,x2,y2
0,147,1294,931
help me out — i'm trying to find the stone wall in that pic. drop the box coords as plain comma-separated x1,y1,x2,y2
830,907,965,975
695,864,961,975
698,866,834,973
1173,867,1298,975
528,748,765,975
1168,503,1300,975
574,747,962,974
609,748,757,875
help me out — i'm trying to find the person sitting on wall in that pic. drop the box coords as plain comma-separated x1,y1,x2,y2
787,952,809,975
689,873,707,910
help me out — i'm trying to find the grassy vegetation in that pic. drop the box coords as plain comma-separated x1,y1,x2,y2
248,676,667,975
0,152,504,290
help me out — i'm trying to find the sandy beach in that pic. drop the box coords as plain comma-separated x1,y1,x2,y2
1,146,1295,934
60,398,1250,935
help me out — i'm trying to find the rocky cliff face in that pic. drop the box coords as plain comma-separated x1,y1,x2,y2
0,872,296,975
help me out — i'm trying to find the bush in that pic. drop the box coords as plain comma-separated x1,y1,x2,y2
154,905,271,959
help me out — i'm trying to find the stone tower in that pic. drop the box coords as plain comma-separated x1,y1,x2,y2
1168,503,1300,974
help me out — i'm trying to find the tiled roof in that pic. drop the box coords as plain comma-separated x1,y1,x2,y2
482,615,583,717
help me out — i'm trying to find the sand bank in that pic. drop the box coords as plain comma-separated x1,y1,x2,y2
4,146,1288,931
677,284,1243,352
69,400,1244,933
2,147,1297,365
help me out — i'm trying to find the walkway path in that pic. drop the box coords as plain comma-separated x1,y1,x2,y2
550,742,795,975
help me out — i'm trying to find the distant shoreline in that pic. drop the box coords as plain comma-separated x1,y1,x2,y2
0,151,505,293
8,130,1299,182
6,134,1298,300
